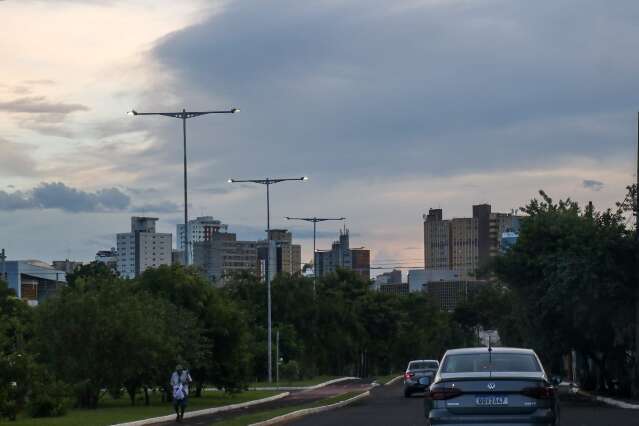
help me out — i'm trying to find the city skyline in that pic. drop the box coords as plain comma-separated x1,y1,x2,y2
1,0,637,267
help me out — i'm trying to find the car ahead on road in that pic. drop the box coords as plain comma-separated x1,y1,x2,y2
424,347,560,426
404,359,439,397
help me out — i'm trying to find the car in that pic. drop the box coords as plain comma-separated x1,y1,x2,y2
404,359,440,397
424,347,560,425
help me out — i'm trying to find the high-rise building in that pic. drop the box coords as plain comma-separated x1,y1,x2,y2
193,228,258,284
423,205,520,279
117,217,172,279
316,228,370,280
95,248,118,270
257,229,302,281
177,217,228,264
427,280,486,311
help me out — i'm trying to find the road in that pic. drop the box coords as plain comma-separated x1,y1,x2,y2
289,381,639,426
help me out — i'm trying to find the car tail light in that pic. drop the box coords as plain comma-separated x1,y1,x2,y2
521,385,555,399
404,372,415,380
427,386,463,400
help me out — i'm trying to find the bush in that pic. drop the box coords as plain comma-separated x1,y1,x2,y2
280,360,300,382
27,380,69,418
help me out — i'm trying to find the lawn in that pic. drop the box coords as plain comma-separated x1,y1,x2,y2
0,390,279,426
248,375,341,388
214,391,364,426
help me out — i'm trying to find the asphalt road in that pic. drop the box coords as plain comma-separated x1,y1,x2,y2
289,381,639,426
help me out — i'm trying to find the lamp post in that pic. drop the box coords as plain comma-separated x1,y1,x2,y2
128,107,239,265
228,176,308,383
285,216,345,291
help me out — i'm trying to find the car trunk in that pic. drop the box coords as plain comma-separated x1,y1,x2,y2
436,376,552,415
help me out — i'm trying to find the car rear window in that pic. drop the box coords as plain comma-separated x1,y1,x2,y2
409,361,439,370
441,353,541,373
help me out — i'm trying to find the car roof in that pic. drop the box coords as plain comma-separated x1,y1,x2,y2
443,347,536,356
408,359,439,363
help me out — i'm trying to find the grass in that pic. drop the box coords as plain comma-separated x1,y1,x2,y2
374,373,402,385
214,391,364,426
0,390,279,426
248,375,341,388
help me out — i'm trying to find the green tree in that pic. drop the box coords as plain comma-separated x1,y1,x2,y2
494,191,635,390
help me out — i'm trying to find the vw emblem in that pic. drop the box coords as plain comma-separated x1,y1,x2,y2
487,382,496,390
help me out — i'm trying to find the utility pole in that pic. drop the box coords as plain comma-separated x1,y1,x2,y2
228,176,308,383
276,330,280,386
635,113,639,395
128,107,239,265
0,249,6,282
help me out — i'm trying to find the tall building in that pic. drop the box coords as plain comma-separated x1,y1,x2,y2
423,204,519,279
177,217,228,264
427,280,486,311
257,229,302,281
117,217,172,279
316,228,370,280
193,226,258,284
4,260,66,306
95,248,118,270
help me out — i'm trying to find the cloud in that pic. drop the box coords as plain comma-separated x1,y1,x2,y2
582,179,605,191
131,201,181,213
0,96,88,115
0,138,38,177
148,0,639,183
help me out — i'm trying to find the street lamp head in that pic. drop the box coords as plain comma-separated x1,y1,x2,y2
227,179,234,183
127,110,138,116
231,108,240,113
302,176,309,181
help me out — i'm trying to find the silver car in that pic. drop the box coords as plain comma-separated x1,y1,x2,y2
404,359,439,397
424,347,560,425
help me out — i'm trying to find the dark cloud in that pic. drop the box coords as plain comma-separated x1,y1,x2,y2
582,179,604,191
148,0,639,183
0,183,178,213
131,202,181,213
0,96,88,115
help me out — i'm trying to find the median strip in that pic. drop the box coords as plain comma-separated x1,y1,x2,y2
110,392,290,426
246,391,370,426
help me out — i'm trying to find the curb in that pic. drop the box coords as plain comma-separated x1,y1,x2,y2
248,390,370,426
248,376,359,392
384,375,403,386
578,390,639,410
110,392,290,426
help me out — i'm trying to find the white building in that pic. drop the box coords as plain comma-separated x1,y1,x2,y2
117,217,172,279
407,269,426,293
177,217,227,264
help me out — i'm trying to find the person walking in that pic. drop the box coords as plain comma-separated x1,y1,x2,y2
170,364,192,422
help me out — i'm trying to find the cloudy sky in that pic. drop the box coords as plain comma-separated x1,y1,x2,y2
1,0,637,271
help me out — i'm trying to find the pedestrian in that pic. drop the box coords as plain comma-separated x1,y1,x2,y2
170,364,192,422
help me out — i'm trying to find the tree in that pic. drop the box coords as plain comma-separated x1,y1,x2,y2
494,191,635,391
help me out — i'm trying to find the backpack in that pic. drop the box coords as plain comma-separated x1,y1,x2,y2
173,383,185,401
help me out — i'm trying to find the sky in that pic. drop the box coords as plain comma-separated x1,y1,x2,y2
1,0,637,273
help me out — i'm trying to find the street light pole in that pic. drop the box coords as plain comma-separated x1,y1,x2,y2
128,107,239,265
285,217,345,291
228,176,308,383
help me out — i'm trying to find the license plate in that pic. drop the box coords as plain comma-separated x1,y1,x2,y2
475,396,509,406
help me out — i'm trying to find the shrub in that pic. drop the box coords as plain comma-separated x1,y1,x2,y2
27,380,69,418
280,360,300,382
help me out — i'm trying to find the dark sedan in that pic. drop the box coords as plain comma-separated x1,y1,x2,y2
424,347,560,425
